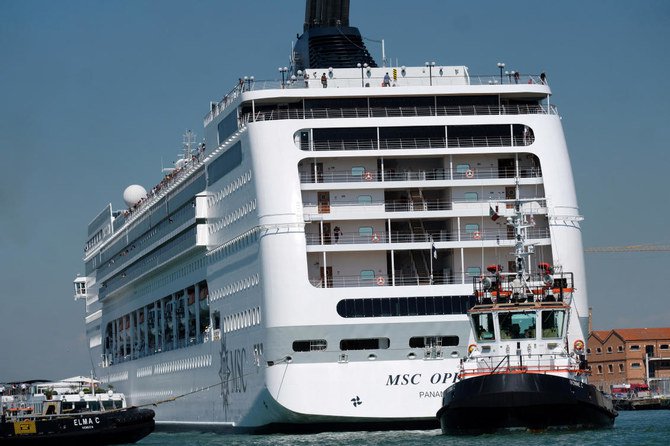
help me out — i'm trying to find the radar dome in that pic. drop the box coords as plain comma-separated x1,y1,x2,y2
123,185,147,207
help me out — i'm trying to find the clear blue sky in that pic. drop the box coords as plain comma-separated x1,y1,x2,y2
1,0,668,381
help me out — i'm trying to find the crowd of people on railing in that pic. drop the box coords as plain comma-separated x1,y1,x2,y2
122,142,206,219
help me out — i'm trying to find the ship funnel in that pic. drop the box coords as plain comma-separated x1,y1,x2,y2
293,0,377,72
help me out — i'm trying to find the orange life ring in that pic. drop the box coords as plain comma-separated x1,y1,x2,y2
574,339,585,351
473,231,481,240
468,344,478,354
372,233,380,243
376,276,385,286
465,169,475,178
364,171,373,181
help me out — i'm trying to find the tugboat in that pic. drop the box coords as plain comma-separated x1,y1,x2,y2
0,378,155,444
436,183,617,434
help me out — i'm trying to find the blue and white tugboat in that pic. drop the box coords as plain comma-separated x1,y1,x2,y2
436,184,617,434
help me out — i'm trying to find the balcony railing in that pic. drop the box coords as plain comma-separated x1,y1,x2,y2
299,166,541,184
310,273,485,288
305,228,550,245
246,103,557,123
303,135,533,151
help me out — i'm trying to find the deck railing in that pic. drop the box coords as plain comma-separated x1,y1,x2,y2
303,135,534,151
299,166,541,184
305,228,550,245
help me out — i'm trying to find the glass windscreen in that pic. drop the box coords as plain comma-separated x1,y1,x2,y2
499,312,536,339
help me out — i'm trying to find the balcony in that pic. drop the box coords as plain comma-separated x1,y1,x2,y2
305,227,550,246
303,198,547,217
302,135,534,151
245,103,557,123
299,166,541,184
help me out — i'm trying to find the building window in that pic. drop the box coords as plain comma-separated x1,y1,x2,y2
661,344,669,350
587,348,591,354
596,347,602,354
608,364,613,373
597,365,603,374
464,192,478,201
607,346,613,353
630,345,640,351
618,345,624,352
631,362,641,368
619,364,624,372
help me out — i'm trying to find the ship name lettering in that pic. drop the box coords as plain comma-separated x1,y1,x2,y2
226,347,247,393
73,417,100,427
386,373,421,386
429,372,458,385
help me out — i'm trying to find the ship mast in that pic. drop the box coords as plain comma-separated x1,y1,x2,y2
509,176,536,296
182,130,196,162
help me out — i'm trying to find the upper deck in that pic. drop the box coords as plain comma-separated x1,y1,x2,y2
204,65,552,126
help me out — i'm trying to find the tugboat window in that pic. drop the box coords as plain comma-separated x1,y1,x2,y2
540,310,565,338
499,312,536,340
473,313,495,341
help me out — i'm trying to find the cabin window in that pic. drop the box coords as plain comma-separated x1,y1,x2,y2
351,166,365,177
213,310,221,330
473,313,495,342
359,226,373,238
357,195,372,204
466,267,481,277
499,312,536,340
360,270,375,281
464,192,478,201
455,163,470,174
541,310,564,338
340,338,390,351
409,336,459,348
464,224,479,233
292,339,327,352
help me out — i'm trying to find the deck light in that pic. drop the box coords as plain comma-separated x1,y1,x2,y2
425,61,435,85
497,62,505,84
278,67,288,88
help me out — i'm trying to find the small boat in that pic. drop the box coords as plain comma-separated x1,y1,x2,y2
436,183,617,434
1,378,154,444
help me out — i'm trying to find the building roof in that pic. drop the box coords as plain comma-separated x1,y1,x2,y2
589,327,670,343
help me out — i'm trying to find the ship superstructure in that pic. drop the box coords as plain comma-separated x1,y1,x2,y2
73,0,589,432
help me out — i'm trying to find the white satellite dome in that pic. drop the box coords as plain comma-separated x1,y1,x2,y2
123,184,147,207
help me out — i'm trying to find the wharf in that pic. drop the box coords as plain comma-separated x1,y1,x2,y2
613,396,670,411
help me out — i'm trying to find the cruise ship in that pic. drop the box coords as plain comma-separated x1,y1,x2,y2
73,0,589,432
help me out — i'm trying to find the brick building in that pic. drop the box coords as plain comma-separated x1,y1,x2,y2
587,327,670,394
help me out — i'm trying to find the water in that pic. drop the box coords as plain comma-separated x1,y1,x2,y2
134,411,670,446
